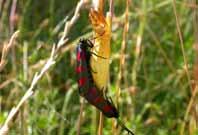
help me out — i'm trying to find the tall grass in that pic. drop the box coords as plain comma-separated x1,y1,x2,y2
0,0,197,135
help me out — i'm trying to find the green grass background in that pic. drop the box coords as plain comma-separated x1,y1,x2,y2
0,0,197,135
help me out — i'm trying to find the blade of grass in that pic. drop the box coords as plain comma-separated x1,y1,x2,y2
132,0,146,89
77,98,84,135
114,0,130,134
0,30,19,72
172,1,194,135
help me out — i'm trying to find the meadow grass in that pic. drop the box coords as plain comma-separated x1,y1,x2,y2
0,0,197,135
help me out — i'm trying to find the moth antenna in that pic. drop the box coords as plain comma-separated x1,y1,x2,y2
117,118,135,135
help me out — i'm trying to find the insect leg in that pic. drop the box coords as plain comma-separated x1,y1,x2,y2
90,51,107,59
90,66,97,73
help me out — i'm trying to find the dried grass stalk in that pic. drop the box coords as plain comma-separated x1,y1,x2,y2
0,31,19,72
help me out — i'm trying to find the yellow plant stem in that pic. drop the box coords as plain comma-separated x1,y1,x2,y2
98,112,104,135
113,0,129,134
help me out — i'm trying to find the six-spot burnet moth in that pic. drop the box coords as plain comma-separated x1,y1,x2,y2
76,38,135,135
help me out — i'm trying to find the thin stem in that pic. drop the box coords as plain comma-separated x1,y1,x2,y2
0,30,19,72
10,0,18,74
172,0,192,90
109,0,114,22
20,42,28,135
98,112,104,135
114,0,130,134
23,42,28,82
77,98,84,135
172,0,194,135
117,0,129,91
9,0,17,33
132,0,146,87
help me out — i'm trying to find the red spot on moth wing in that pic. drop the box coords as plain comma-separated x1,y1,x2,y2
89,87,97,95
103,105,112,113
77,51,86,61
86,87,98,102
78,77,87,87
94,96,103,104
76,66,86,73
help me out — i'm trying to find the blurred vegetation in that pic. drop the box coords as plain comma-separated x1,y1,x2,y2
0,0,198,135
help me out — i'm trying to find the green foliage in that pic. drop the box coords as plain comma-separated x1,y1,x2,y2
0,0,197,135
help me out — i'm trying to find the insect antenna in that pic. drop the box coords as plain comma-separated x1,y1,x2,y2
116,118,135,135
